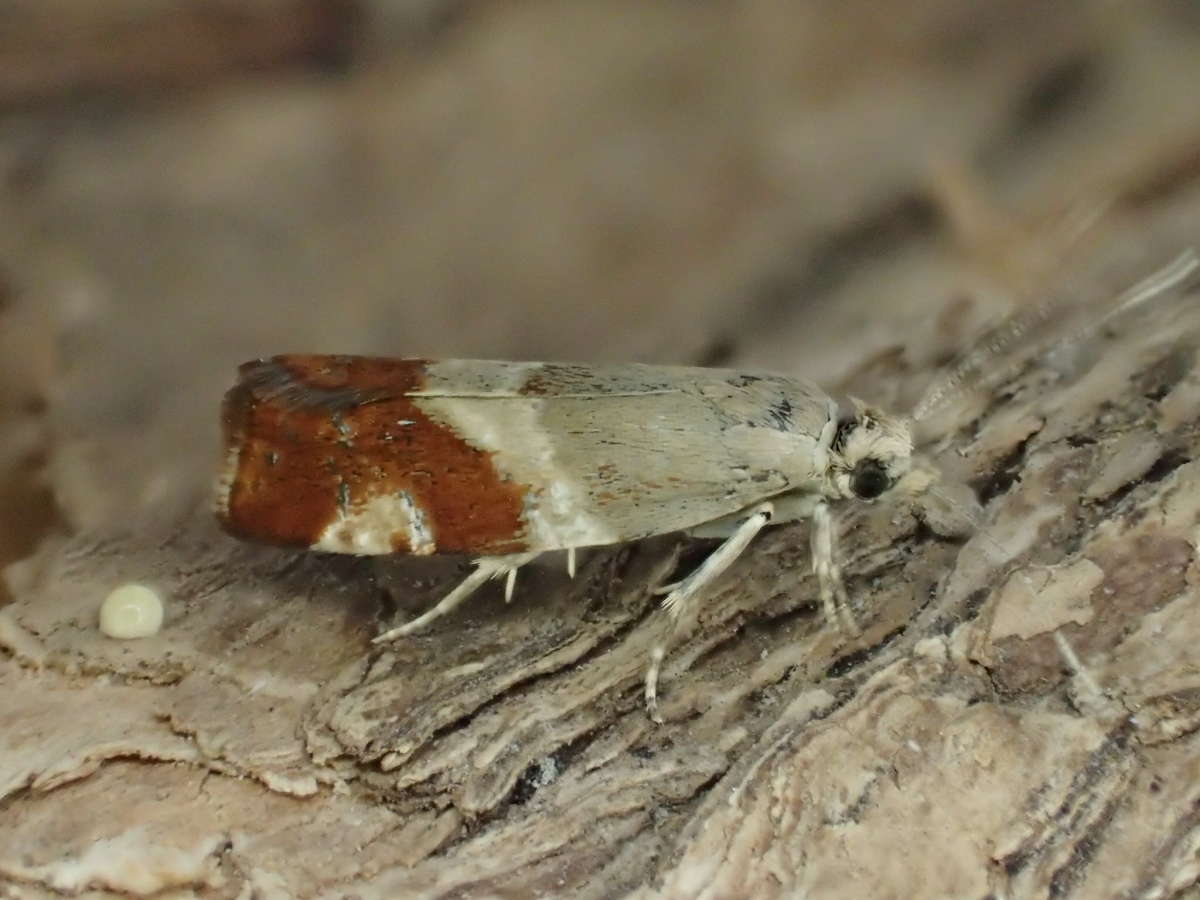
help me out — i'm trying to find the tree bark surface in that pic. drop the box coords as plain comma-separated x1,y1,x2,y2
3,4,1200,898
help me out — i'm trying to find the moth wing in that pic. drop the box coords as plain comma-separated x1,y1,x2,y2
218,356,831,556
416,359,832,551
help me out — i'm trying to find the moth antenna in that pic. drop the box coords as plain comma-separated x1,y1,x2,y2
913,249,1199,424
916,254,1198,708
912,308,1063,425
1100,248,1199,321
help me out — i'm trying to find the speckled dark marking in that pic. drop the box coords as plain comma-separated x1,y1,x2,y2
518,362,677,396
765,396,794,431
519,363,610,396
218,354,530,555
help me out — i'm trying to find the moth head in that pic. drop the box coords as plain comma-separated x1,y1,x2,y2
831,399,915,501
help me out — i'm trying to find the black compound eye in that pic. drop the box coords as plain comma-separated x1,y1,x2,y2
850,458,892,499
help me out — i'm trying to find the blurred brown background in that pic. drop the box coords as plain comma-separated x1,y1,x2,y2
2,0,1198,571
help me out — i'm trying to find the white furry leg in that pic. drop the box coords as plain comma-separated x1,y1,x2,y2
373,552,540,643
811,501,860,636
645,501,774,723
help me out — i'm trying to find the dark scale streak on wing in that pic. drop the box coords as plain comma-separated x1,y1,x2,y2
519,362,680,396
237,357,397,413
729,373,766,387
766,396,794,431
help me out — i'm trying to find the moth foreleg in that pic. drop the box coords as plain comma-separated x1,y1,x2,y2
811,500,860,636
645,501,774,723
373,551,540,643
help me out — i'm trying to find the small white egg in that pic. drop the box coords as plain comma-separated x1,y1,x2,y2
99,583,165,639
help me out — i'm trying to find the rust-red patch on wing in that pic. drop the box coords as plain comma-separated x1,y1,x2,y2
217,354,530,555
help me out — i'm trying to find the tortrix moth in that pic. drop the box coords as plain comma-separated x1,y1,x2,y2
215,355,913,719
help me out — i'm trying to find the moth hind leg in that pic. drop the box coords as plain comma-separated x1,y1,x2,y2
645,501,774,723
373,551,540,644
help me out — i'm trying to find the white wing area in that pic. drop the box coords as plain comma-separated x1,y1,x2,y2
414,360,834,551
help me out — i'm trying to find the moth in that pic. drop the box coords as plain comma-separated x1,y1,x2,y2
213,251,1198,720
215,355,913,718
